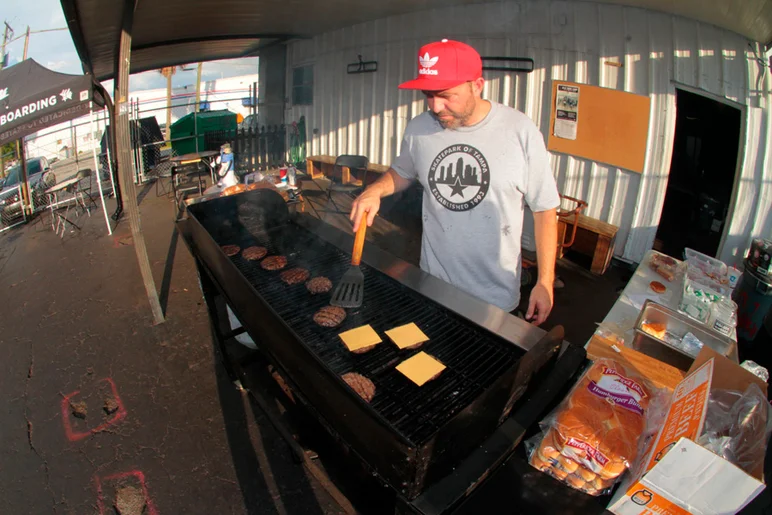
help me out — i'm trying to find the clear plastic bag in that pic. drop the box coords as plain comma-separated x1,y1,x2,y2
527,359,664,495
696,383,772,476
741,360,770,382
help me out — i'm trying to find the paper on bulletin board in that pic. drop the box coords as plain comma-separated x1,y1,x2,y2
554,85,579,140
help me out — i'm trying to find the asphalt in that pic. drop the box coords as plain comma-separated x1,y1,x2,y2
0,176,342,514
0,166,629,515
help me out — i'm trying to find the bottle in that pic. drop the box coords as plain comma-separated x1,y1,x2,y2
288,165,297,187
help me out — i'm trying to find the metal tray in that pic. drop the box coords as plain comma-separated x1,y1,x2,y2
633,300,738,370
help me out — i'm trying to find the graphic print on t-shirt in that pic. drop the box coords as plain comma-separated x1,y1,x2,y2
427,144,490,211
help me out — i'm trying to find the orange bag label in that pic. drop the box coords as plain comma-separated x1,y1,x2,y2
645,360,713,472
625,482,691,515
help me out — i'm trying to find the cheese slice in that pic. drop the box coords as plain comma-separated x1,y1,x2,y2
385,322,429,350
338,325,382,352
396,352,446,386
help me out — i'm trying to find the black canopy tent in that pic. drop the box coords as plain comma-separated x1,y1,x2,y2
0,59,123,222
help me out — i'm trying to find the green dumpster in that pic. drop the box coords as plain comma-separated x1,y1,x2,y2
170,110,237,156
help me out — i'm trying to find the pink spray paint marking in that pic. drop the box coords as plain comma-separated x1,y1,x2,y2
61,377,127,442
94,470,159,515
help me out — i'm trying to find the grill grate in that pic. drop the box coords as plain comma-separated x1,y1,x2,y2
215,221,522,445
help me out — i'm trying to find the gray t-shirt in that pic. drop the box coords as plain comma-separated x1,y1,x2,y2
392,101,560,311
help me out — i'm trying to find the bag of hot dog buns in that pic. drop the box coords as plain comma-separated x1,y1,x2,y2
528,358,667,495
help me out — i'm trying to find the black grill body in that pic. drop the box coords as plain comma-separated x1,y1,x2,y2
180,189,563,499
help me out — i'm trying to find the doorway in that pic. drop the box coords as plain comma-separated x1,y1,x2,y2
654,88,742,259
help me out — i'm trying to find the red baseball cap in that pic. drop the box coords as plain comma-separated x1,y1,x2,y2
399,39,483,91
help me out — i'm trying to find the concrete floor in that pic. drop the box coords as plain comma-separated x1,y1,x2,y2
0,172,629,514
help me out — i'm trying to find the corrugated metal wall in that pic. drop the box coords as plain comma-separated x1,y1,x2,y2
286,0,771,264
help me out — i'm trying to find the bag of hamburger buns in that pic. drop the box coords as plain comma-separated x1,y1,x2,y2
528,359,664,495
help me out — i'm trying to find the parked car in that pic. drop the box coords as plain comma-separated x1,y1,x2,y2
239,114,259,132
1,157,56,223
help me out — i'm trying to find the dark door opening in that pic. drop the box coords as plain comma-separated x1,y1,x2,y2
654,88,741,259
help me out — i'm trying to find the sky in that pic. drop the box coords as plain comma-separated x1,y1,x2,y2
1,0,258,91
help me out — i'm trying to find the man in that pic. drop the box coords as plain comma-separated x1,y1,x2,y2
350,39,559,325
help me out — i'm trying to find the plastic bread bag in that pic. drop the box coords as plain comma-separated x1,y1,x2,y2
528,359,664,495
696,383,772,476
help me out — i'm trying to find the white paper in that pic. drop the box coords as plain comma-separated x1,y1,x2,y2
554,84,580,140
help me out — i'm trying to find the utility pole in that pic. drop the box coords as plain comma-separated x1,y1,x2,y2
1,21,14,69
22,26,30,60
195,62,203,113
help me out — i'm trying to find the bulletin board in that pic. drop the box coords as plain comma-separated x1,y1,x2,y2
547,81,651,173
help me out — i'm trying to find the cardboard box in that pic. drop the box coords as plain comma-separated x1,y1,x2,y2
608,346,768,515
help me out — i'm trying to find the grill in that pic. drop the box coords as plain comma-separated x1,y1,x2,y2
181,189,565,500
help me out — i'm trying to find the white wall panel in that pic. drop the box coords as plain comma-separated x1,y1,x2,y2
286,0,771,264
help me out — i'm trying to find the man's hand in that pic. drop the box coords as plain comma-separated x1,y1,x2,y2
350,190,380,232
349,168,413,231
526,282,553,326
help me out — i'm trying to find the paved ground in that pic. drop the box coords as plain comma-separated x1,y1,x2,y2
0,185,342,514
0,174,629,514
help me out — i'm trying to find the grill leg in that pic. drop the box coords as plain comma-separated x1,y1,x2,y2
196,259,241,384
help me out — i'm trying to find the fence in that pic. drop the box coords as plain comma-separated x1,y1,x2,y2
204,125,287,173
0,184,27,232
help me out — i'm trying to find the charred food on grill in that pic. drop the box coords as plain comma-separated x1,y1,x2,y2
220,244,241,257
341,372,376,402
241,246,268,260
313,306,347,328
306,276,333,294
280,267,310,285
261,255,288,271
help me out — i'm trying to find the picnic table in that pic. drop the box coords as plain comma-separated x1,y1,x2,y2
306,154,389,185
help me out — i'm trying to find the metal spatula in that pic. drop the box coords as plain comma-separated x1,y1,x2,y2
331,217,368,308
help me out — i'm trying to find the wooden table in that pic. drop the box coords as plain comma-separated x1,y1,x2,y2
170,150,219,197
306,155,389,185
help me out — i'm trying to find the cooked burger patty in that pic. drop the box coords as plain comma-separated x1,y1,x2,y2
221,244,240,257
313,306,346,328
242,246,268,260
280,267,310,285
341,372,376,403
306,276,333,294
261,255,287,271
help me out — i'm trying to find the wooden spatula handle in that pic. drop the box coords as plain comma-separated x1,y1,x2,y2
351,215,368,266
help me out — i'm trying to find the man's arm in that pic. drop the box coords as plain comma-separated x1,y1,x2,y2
350,168,413,231
526,208,558,325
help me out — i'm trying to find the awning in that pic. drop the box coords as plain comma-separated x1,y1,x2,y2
61,0,772,82
0,59,107,146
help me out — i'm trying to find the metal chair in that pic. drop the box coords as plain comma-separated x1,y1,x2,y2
74,168,98,215
326,154,369,214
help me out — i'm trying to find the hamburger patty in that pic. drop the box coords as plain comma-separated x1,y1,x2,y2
280,267,310,285
261,255,287,271
242,246,268,260
306,276,332,294
313,306,346,328
220,244,240,257
341,372,376,403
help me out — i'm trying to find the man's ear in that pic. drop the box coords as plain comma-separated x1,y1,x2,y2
471,77,485,97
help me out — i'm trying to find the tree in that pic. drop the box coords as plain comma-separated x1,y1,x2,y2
0,141,17,175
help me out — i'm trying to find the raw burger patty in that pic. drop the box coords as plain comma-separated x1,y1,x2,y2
280,267,310,285
341,372,376,403
242,246,268,260
221,244,240,257
313,306,346,328
306,276,332,294
261,255,287,271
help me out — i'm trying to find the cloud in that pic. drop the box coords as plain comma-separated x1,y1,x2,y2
47,60,70,71
48,9,66,28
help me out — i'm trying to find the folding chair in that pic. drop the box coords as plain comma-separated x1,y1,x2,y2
326,154,369,214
